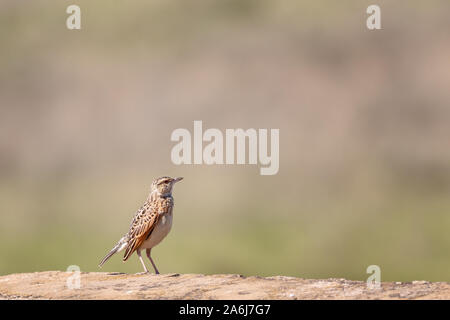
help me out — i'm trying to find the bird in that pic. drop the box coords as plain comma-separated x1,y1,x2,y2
99,176,183,274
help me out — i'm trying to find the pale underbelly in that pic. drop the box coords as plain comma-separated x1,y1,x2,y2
140,214,173,249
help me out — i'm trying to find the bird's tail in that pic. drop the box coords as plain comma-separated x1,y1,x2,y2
99,240,127,267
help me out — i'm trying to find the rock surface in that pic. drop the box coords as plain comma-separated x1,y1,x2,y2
0,272,449,300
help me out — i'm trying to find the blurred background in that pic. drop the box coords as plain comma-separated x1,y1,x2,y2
0,0,449,282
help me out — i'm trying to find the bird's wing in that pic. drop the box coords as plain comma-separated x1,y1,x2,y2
122,202,159,261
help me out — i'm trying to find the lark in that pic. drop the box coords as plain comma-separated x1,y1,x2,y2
99,176,183,274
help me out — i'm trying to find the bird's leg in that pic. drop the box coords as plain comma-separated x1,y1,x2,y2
136,249,149,273
146,248,160,274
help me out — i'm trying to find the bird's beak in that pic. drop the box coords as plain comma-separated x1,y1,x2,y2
173,177,183,183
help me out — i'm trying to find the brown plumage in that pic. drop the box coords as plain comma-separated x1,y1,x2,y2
99,176,183,274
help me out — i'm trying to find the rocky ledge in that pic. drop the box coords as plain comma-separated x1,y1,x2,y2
0,272,448,300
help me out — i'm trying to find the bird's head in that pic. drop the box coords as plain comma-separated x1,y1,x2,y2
150,176,183,197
